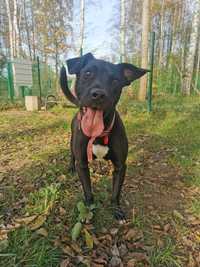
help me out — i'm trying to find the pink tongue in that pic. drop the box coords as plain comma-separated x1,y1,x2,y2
81,108,104,137
81,107,104,162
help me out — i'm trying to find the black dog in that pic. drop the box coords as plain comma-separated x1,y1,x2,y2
60,53,148,221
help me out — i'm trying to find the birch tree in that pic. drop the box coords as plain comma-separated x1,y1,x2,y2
182,0,200,95
13,0,20,57
79,0,85,56
138,0,150,101
5,0,14,59
120,0,126,62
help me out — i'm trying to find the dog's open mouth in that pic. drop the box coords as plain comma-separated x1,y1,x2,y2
81,107,104,137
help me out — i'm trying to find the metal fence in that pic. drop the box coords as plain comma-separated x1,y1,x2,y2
0,58,58,103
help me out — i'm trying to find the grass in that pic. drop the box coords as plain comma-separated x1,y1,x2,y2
0,228,61,267
0,94,200,266
149,238,181,267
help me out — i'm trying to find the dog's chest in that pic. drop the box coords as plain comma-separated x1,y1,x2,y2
92,144,109,159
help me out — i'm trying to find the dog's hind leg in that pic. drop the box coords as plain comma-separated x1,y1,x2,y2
68,118,76,174
68,134,76,174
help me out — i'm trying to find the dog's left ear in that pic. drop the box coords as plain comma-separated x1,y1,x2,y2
118,63,149,86
67,53,94,75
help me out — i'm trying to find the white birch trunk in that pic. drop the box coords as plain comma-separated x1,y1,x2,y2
138,0,150,101
13,0,20,57
182,0,200,95
120,0,126,62
5,0,14,59
158,0,165,66
194,40,200,91
80,0,85,56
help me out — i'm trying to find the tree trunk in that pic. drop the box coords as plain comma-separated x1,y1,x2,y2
13,0,20,57
24,0,32,59
158,0,165,66
194,36,200,91
80,0,85,56
5,0,14,59
182,0,200,95
31,0,36,60
138,0,150,101
120,0,126,62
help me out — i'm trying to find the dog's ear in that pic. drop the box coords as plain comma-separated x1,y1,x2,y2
67,53,94,74
118,63,149,85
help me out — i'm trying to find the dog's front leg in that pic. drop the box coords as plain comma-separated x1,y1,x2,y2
76,160,94,205
111,161,127,221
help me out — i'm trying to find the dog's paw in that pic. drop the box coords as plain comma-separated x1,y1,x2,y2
113,207,126,224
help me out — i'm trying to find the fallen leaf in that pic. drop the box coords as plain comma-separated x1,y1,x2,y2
36,227,48,237
60,259,70,267
29,215,47,230
127,252,149,262
98,234,112,242
0,231,8,241
62,245,74,256
119,244,128,257
111,244,120,257
164,223,170,232
71,243,82,254
173,210,184,220
15,215,37,225
188,253,195,267
110,228,119,236
182,237,194,248
110,256,122,267
127,259,136,267
59,207,67,216
93,258,107,265
75,256,90,266
125,229,143,242
57,174,66,182
84,228,93,249
92,263,104,267
71,222,82,241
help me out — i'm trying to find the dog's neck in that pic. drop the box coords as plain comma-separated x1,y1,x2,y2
103,108,116,129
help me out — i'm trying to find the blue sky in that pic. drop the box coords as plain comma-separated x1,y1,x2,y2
72,0,118,58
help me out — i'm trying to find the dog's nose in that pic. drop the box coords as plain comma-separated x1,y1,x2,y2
91,89,106,100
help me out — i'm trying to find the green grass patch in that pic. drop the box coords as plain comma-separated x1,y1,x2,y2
149,238,181,267
25,184,59,215
0,228,61,267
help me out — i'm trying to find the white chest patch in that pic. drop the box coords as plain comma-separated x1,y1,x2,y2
92,144,109,159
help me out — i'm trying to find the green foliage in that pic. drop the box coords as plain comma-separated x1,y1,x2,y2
71,222,83,241
149,238,181,267
71,201,95,243
0,228,61,267
25,184,59,215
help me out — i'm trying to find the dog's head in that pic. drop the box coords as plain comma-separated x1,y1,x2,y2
67,53,148,110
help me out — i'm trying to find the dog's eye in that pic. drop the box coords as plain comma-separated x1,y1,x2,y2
84,71,92,79
112,79,119,86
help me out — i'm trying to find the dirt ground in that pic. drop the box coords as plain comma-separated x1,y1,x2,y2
0,96,200,267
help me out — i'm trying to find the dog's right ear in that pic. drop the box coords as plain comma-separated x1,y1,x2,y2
67,53,94,74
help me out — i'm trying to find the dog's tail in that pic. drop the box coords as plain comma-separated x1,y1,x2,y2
60,66,79,106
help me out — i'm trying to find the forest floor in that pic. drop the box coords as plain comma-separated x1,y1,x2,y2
0,95,200,267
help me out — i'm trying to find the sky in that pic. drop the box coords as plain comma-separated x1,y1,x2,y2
72,0,118,59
